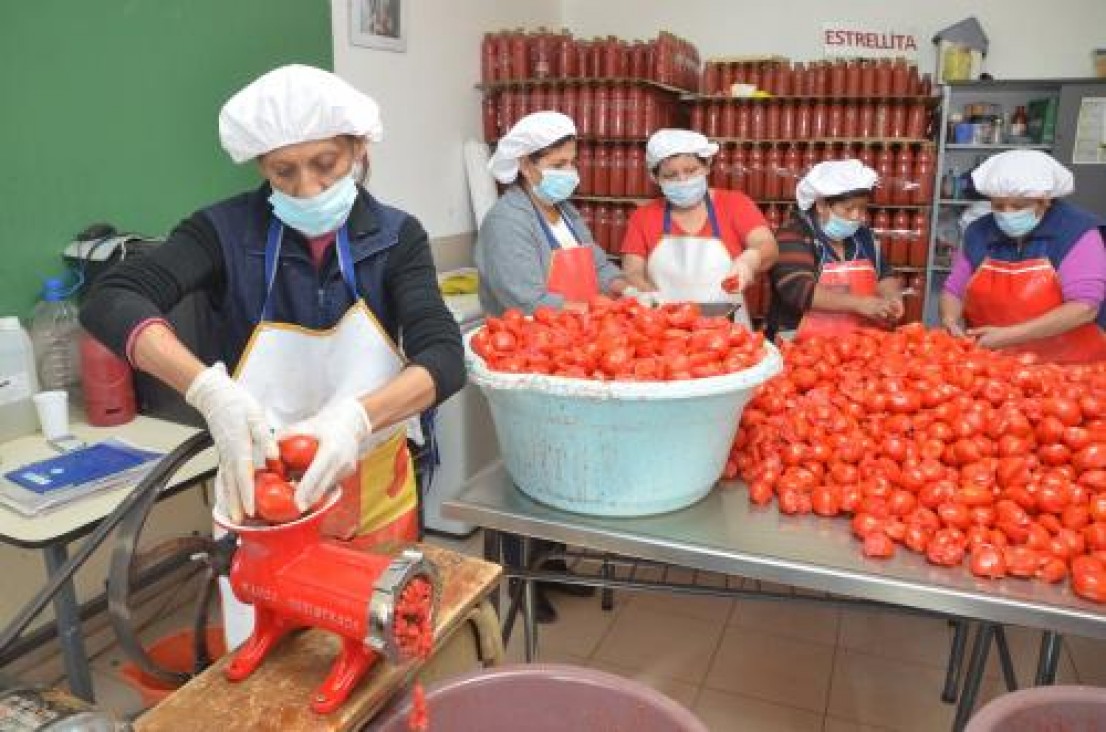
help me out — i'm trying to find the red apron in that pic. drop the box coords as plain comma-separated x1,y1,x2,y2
963,257,1106,364
532,199,599,303
795,251,879,342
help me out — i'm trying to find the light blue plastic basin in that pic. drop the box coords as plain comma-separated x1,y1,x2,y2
466,334,782,517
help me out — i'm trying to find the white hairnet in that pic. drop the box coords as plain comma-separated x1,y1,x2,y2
646,129,719,170
971,149,1074,199
796,159,879,210
219,65,383,163
487,111,576,183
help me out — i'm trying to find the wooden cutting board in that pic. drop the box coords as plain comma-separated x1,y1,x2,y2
135,544,501,732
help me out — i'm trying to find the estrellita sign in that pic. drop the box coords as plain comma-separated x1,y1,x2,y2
823,23,920,60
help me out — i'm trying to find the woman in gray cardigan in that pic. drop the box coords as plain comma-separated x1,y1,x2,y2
475,112,633,623
476,111,633,316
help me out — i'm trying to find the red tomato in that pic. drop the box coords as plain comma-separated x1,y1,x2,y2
255,471,300,523
1074,444,1106,473
1004,546,1041,578
863,531,896,558
279,435,319,473
1072,557,1106,602
926,529,967,567
969,544,1007,579
1044,396,1082,427
812,486,841,517
1036,557,1068,584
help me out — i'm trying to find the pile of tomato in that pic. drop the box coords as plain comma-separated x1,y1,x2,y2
470,296,767,381
730,324,1106,602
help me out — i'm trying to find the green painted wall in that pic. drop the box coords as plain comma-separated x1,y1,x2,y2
0,0,333,317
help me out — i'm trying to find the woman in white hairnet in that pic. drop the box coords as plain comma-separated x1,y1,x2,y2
476,111,634,315
620,129,778,324
940,150,1106,363
81,66,463,545
766,159,903,341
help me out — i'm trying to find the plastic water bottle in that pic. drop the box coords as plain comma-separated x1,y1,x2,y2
30,277,82,400
0,316,40,442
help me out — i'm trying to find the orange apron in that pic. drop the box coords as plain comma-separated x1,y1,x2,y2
532,199,599,303
963,257,1106,364
796,239,879,342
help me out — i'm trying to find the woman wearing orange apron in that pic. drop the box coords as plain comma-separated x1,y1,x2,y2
621,128,778,322
79,66,464,645
767,160,904,341
476,112,638,623
940,150,1106,364
476,111,635,315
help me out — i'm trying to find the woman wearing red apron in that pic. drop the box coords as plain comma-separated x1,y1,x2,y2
940,150,1106,364
766,160,904,341
476,111,634,315
621,128,778,322
80,66,464,645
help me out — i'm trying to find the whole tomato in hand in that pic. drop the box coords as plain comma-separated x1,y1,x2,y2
255,471,300,523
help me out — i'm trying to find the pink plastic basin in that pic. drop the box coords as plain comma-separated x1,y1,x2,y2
370,663,708,731
967,685,1106,731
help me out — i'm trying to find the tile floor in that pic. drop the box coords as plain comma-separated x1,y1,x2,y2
16,528,1105,731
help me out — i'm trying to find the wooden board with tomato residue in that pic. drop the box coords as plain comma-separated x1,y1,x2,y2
135,544,500,732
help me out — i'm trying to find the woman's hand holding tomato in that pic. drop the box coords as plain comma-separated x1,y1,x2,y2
252,435,321,524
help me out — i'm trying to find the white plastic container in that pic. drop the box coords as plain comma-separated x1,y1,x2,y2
30,277,81,399
466,333,783,517
0,316,40,442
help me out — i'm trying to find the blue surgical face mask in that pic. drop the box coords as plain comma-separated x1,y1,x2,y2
994,207,1041,239
269,173,359,237
533,168,580,205
660,175,708,209
821,212,862,241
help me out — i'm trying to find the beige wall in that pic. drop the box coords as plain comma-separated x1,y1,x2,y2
562,0,1106,80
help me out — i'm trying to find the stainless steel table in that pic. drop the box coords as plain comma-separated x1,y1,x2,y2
445,463,1106,729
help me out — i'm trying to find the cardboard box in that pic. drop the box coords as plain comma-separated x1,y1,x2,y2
1027,97,1058,144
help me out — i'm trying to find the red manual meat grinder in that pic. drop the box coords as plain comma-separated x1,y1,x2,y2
215,493,438,714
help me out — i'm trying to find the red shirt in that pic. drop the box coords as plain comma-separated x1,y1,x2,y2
620,189,769,259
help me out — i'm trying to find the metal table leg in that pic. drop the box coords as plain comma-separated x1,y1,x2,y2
43,544,94,702
993,626,1018,692
942,619,970,703
952,623,996,732
519,536,537,662
1035,631,1063,685
483,529,502,617
600,557,615,612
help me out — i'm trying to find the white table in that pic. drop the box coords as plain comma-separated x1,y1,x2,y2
0,416,216,700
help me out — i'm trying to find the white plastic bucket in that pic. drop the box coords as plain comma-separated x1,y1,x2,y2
466,332,782,517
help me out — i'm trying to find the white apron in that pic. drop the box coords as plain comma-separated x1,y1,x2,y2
646,194,752,328
218,221,418,649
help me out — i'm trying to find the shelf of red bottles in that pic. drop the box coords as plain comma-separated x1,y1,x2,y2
482,83,684,143
689,98,934,141
480,29,701,92
699,57,934,99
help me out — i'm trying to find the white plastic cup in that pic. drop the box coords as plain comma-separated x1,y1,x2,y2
33,390,69,440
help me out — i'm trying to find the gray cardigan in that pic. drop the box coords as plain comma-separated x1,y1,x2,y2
474,185,622,316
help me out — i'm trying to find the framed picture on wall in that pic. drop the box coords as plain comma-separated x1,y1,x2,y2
350,0,406,52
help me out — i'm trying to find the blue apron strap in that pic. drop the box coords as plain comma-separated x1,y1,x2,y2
261,222,359,321
663,193,722,238
260,219,283,322
528,195,579,250
333,226,362,301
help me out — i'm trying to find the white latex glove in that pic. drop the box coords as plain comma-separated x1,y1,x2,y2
185,363,276,523
622,286,662,307
279,398,373,512
724,249,763,294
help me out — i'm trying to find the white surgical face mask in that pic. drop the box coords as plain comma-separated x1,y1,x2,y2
268,173,358,236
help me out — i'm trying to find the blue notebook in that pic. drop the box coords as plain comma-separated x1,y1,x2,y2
4,440,164,494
